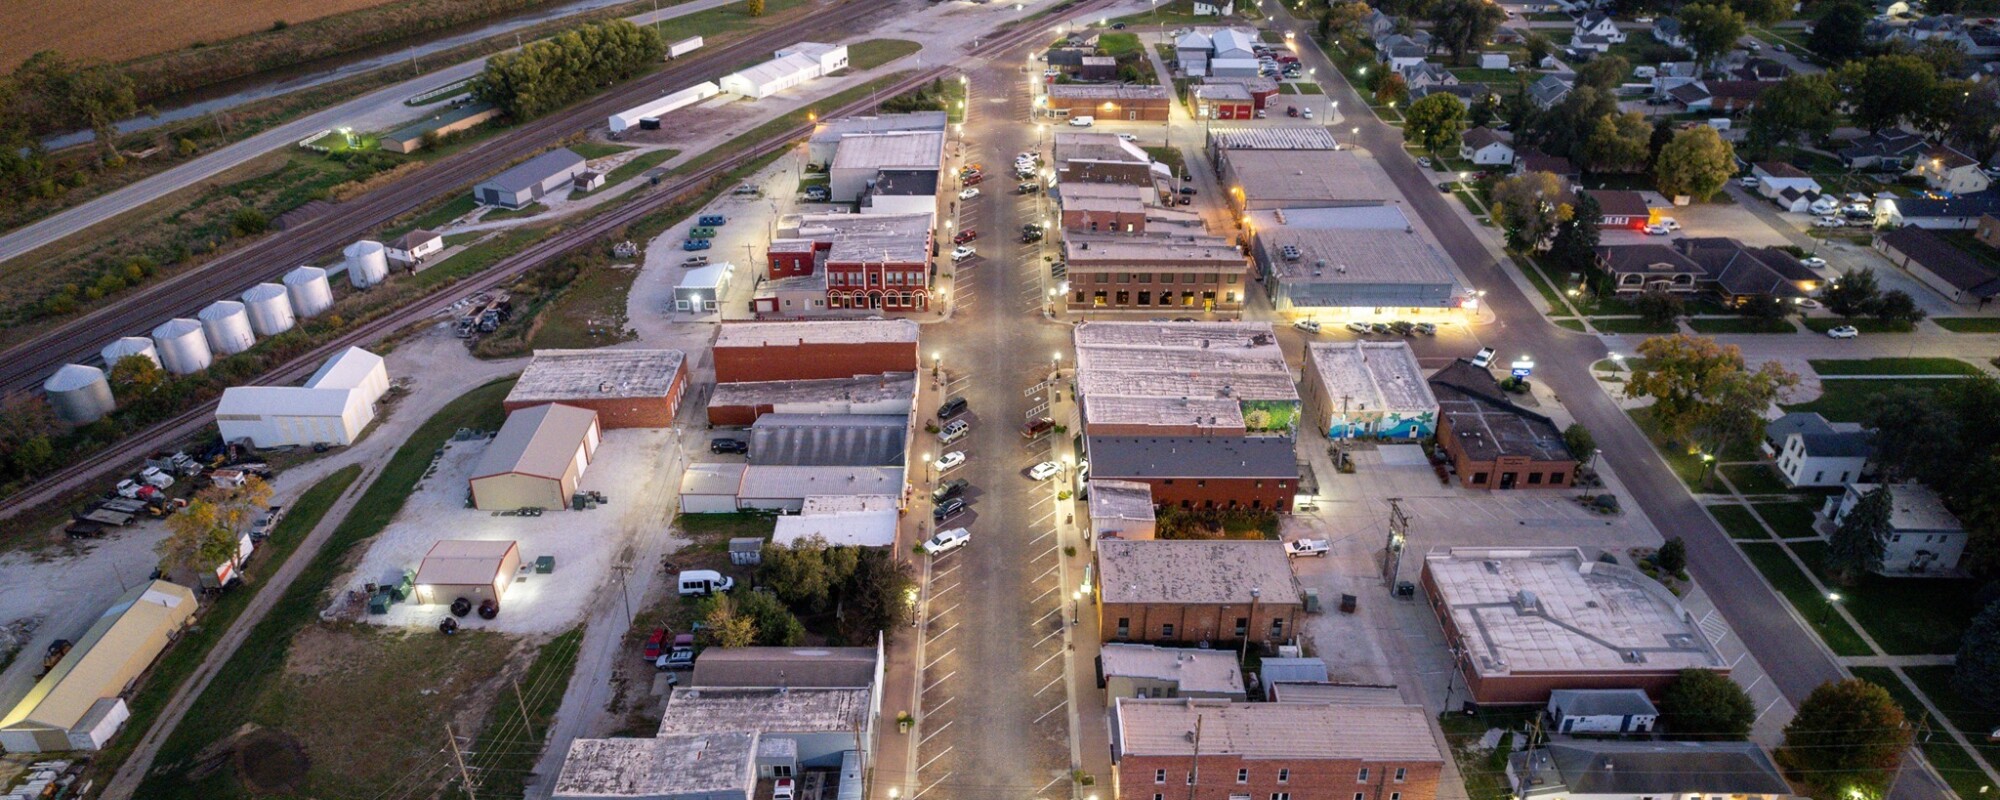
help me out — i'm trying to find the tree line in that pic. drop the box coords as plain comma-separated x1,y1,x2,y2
691,534,915,649
472,20,664,120
0,51,138,215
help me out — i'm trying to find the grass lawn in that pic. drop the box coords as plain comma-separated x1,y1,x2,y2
1904,666,2000,776
1098,32,1143,58
1448,68,1515,83
1932,317,2000,333
1511,253,1568,310
846,38,922,70
657,0,812,40
1749,501,1820,538
138,379,521,799
1589,316,1679,334
1808,358,1979,376
1783,379,1959,423
677,512,778,554
1736,542,1873,656
1791,541,1984,655
1110,0,1265,25
1721,463,1788,495
1629,406,1715,489
1707,503,1770,540
1143,145,1187,179
1687,317,1797,334
396,194,477,235
604,148,679,187
483,201,547,220
1279,82,1300,94
1438,708,1538,800
1555,318,1586,331
1290,80,1323,94
463,627,584,799
1849,666,1994,800
569,141,634,160
525,263,637,350
1801,317,1915,334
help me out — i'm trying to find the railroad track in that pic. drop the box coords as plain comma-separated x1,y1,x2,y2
0,0,1110,523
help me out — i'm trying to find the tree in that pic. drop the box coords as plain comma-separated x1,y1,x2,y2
1677,4,1747,68
734,589,805,646
1954,599,2000,711
1655,125,1736,201
1574,55,1630,93
12,51,137,159
1660,668,1756,739
1405,93,1468,155
1531,86,1618,162
1563,424,1596,463
1744,73,1841,157
748,0,765,15
1647,117,1675,169
1827,485,1892,584
1728,0,1788,25
473,20,666,119
1489,171,1573,249
1581,111,1652,173
1522,32,1554,68
1926,82,2000,161
1633,289,1685,327
199,475,274,536
701,595,759,648
1625,334,1799,460
1657,536,1688,573
759,535,859,613
1549,192,1601,289
1428,0,1506,64
107,353,164,394
1873,290,1925,324
1809,0,1871,64
1373,71,1408,105
1779,679,1909,798
1818,267,1881,317
1914,38,1969,79
158,499,240,580
1838,54,1937,133
841,548,915,644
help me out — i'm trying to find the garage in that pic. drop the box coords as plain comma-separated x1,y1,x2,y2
413,540,522,605
469,403,601,511
679,463,747,513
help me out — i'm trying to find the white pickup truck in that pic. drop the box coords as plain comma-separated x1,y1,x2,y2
1285,538,1330,558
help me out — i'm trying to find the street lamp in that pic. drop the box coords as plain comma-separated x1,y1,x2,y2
1821,591,1843,624
925,451,935,482
1698,452,1717,487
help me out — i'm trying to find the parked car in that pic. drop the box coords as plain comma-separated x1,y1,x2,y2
681,255,710,268
1738,176,1761,188
924,527,971,555
1826,325,1860,339
774,779,796,800
1437,183,1453,193
1800,256,1828,268
1285,538,1331,558
1293,319,1322,334
1812,216,1844,228
935,451,966,471
932,479,969,504
1471,346,1497,367
962,172,983,186
1644,223,1671,235
1417,156,1432,168
933,497,967,521
1368,322,1393,334
1022,228,1044,243
709,438,748,455
1019,182,1041,194
1178,186,1196,195
1029,461,1062,481
954,229,978,244
939,418,970,443
1286,105,1300,117
642,628,675,660
1412,322,1437,335
803,186,831,201
1021,417,1055,438
1345,321,1371,334
1116,133,1138,142
958,187,981,200
938,396,968,419
1302,107,1314,119
951,245,977,261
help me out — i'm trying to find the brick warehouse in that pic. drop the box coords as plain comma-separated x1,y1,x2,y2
761,212,937,313
1112,700,1445,800
503,349,688,429
712,320,920,383
1047,83,1173,121
1429,360,1577,490
1095,540,1302,645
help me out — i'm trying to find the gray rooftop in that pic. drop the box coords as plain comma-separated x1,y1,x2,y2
1088,436,1299,481
1259,227,1458,288
1258,657,1330,685
809,112,947,145
1048,83,1173,100
1249,204,1412,230
1055,132,1152,166
1073,321,1298,431
483,147,586,194
1223,148,1386,206
1548,689,1659,718
1307,341,1439,417
1430,360,1572,463
709,373,917,410
1087,480,1156,525
748,413,908,467
1064,234,1245,268
715,319,919,348
830,130,945,171
1099,644,1246,695
1424,547,1727,677
1849,482,1964,533
552,732,756,799
737,465,905,500
1115,698,1443,762
507,349,687,404
692,646,879,689
1514,741,1791,798
1097,539,1298,606
1208,126,1341,150
658,687,872,736
1269,682,1406,705
791,213,934,265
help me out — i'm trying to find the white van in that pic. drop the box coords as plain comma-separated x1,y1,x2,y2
1068,115,1094,127
677,569,735,597
938,419,970,444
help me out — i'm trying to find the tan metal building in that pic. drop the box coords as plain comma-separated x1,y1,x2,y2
469,403,601,511
0,580,197,752
413,540,523,605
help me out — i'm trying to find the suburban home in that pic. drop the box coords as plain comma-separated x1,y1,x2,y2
1769,185,1828,214
1399,61,1458,89
1546,689,1659,735
1730,57,1790,81
1429,360,1576,490
385,229,443,266
1875,191,2000,230
1514,150,1579,185
1584,190,1652,230
1675,237,1820,300
1094,539,1302,645
1912,146,1993,195
1574,12,1624,42
1651,17,1688,49
1874,225,2000,305
1479,52,1511,69
1595,244,1703,294
1377,34,1430,69
1823,482,1967,576
1666,81,1713,112
1527,74,1573,108
1111,700,1446,800
1360,9,1398,41
1752,162,1821,202
1771,411,1871,488
1706,80,1771,114
1650,61,1701,95
1098,644,1247,705
1571,33,1616,53
1460,127,1516,166
1510,742,1794,800
1838,129,1927,171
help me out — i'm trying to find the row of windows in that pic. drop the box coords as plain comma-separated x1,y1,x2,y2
1081,290,1235,306
828,270,925,286
1085,272,1241,284
1152,768,1410,784
1118,618,1286,639
1466,470,1567,488
1152,793,1400,800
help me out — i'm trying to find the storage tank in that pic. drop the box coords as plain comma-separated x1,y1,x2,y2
241,283,296,336
344,240,390,288
43,364,115,425
284,265,334,317
152,318,212,375
100,337,160,370
199,300,256,355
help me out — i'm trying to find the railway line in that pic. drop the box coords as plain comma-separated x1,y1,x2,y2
0,0,1101,524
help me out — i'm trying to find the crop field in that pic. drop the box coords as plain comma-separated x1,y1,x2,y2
0,0,404,68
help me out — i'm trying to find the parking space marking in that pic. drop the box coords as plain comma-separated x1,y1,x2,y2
925,671,957,693
930,621,959,640
932,602,960,619
1031,584,1057,603
1035,703,1066,723
911,774,953,800
925,647,957,670
1032,544,1057,560
1034,627,1065,648
1041,777,1069,793
932,563,960,580
1036,674,1064,696
918,748,955,773
920,720,954,745
1036,606,1062,624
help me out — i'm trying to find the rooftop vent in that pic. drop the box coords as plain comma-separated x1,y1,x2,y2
1513,590,1539,613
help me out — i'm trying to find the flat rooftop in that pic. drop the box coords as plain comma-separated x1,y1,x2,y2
553,733,755,798
1087,480,1156,524
1195,83,1253,101
1064,234,1244,267
715,319,919,348
792,212,934,264
1852,482,1964,532
1259,227,1457,287
1055,132,1151,166
1307,341,1438,415
1049,83,1173,100
1430,361,1571,463
1074,321,1298,430
709,372,917,409
1210,126,1341,150
1424,547,1727,678
1250,204,1412,230
658,687,871,735
1087,435,1299,480
1223,148,1384,205
1115,698,1443,762
737,465,905,499
1269,682,1406,705
748,413,907,467
809,112,948,145
1097,539,1296,606
830,130,944,171
507,349,687,403
1100,644,1244,695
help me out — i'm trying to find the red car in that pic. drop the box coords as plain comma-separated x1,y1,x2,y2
954,229,978,244
643,628,670,660
963,172,983,186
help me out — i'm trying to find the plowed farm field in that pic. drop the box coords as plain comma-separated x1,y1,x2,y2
0,0,400,68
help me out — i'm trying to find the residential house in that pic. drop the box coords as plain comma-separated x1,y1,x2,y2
1976,213,2000,249
1875,0,1911,17
1706,80,1770,114
1675,236,1819,301
1838,129,1927,171
1377,34,1431,69
1649,61,1701,95
1874,225,2000,305
1510,741,1794,800
1098,644,1247,705
1527,74,1573,108
1546,689,1659,735
1360,9,1398,42
1912,146,1993,195
1429,360,1577,490
1515,150,1579,184
1584,190,1652,230
1094,539,1302,645
1770,411,1871,488
1594,244,1704,295
1651,17,1688,49
1666,81,1713,112
1824,482,1967,576
1399,61,1458,90
1875,191,2000,230
1575,12,1624,42
1111,700,1446,800
1752,162,1821,202
1730,57,1790,81
1460,127,1516,166
1571,33,1616,53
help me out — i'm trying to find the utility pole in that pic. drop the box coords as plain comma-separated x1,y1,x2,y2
1186,714,1204,800
513,680,534,738
446,723,478,800
1383,497,1407,590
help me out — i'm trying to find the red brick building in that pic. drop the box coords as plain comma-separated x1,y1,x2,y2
1428,360,1577,490
502,349,688,429
760,212,936,313
712,320,920,383
1095,540,1301,645
1086,436,1297,510
1112,699,1446,800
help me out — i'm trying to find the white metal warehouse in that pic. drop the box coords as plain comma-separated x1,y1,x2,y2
468,403,601,511
214,346,390,448
719,43,849,99
608,81,720,133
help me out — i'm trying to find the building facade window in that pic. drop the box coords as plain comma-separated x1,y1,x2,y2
1237,769,1249,784
1394,768,1407,783
1358,768,1369,783
1156,771,1167,784
1117,618,1131,638
1277,769,1290,784
1162,623,1175,638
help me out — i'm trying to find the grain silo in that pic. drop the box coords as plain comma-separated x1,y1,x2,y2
344,240,390,288
241,283,296,336
43,364,115,425
284,266,334,317
152,318,212,375
199,300,256,355
100,337,160,370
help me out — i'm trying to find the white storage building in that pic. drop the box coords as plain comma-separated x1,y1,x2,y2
474,148,588,209
214,346,389,448
608,81,721,133
721,43,848,99
675,261,736,313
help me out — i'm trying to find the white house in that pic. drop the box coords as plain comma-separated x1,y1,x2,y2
1772,412,1871,487
1399,61,1457,89
1753,161,1822,201
1546,690,1658,735
1460,127,1516,166
215,347,389,448
1574,12,1625,43
1175,31,1213,76
1651,17,1689,49
1824,482,1968,577
1912,146,1993,195
385,229,443,266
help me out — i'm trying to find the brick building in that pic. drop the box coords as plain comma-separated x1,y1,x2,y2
1059,184,1150,234
1055,132,1163,187
713,320,919,383
1086,436,1298,510
1111,699,1446,800
761,212,936,313
1429,360,1576,490
1073,321,1299,438
1048,83,1173,121
1064,234,1249,312
1096,539,1301,645
1421,547,1730,704
503,349,688,429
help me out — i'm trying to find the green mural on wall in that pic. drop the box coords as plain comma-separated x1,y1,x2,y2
1241,400,1299,433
